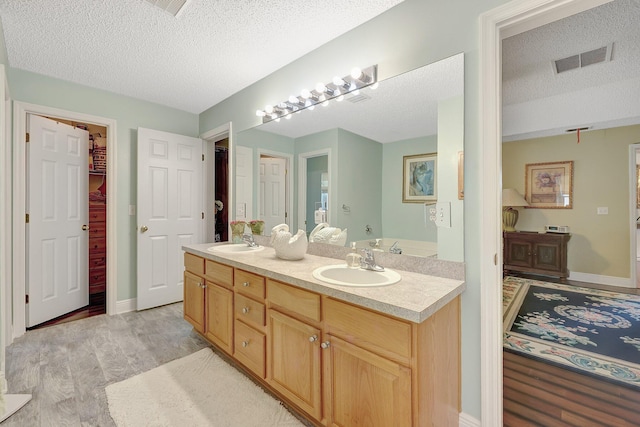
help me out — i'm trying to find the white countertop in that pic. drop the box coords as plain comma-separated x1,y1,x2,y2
183,243,465,323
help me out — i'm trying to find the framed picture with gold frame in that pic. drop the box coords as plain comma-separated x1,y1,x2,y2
402,153,437,203
524,160,573,209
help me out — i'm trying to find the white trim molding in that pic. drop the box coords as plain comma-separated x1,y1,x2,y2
479,1,612,426
11,102,118,338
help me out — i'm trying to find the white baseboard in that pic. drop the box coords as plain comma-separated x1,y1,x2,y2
459,412,481,427
568,271,633,288
115,298,136,314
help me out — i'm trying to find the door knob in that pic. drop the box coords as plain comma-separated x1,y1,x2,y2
82,224,89,231
140,225,149,233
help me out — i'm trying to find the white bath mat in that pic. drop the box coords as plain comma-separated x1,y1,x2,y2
106,348,305,427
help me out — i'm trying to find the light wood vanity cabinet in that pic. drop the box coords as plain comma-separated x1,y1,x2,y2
233,268,267,378
183,253,461,427
267,280,323,420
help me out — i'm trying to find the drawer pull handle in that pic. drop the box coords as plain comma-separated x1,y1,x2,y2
320,341,330,349
242,340,249,348
309,335,318,342
243,282,250,287
242,307,250,314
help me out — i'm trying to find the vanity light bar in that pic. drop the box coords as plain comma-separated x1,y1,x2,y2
256,65,378,124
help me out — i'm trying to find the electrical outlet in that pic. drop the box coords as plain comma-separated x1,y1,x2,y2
435,202,451,228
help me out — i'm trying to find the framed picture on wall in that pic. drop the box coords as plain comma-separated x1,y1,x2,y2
524,160,574,208
403,153,437,203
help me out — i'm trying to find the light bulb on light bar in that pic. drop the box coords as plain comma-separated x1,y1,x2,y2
285,114,292,120
257,64,377,124
370,82,379,90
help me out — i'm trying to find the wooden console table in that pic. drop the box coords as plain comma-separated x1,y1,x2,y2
503,231,571,280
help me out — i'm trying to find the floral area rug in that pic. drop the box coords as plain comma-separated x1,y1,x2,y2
503,275,640,389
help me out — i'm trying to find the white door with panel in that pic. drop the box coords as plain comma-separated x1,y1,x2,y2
27,114,89,327
260,157,287,233
137,127,203,310
235,145,252,222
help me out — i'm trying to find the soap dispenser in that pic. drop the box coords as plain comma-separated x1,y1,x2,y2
345,242,362,268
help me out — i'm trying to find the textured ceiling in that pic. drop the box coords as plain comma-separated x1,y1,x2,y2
502,0,640,139
0,0,404,114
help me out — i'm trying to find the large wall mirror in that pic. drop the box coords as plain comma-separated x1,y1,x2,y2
235,53,464,262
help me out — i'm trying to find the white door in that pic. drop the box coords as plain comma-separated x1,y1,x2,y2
137,127,203,310
235,146,253,223
27,114,89,327
260,157,287,233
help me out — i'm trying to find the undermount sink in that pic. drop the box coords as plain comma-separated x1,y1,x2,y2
207,244,265,254
312,264,401,287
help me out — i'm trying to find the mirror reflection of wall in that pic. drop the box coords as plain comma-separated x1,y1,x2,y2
306,155,328,234
235,53,464,260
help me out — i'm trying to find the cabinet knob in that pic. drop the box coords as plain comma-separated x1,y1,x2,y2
242,307,250,314
242,340,249,348
309,335,318,342
320,341,330,349
243,282,250,287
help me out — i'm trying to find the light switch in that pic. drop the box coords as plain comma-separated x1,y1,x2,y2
435,202,451,228
597,207,608,215
236,203,246,219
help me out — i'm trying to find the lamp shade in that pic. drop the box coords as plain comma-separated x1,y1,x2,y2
502,188,529,207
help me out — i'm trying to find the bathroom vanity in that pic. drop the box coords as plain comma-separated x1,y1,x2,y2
182,243,464,427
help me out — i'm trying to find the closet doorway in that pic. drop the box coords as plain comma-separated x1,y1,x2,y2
12,102,117,338
27,115,108,329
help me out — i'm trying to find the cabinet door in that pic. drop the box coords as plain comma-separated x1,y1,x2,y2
268,310,322,420
505,239,534,268
532,242,561,272
183,271,205,333
327,335,411,427
205,282,233,354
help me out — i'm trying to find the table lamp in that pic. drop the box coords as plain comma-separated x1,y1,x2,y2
502,188,529,231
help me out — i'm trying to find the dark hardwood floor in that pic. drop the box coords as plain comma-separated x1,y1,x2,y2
28,291,106,330
503,273,640,426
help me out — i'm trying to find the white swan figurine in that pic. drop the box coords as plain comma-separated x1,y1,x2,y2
270,224,308,260
309,223,348,246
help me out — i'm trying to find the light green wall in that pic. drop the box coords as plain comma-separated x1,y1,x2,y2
7,68,199,301
381,135,438,242
503,124,640,279
199,0,511,418
437,95,465,262
306,155,328,234
335,129,383,243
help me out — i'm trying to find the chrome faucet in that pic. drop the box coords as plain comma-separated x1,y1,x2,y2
389,241,402,254
242,233,258,247
360,248,384,272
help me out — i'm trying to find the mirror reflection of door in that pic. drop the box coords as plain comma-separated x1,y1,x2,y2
259,155,287,234
306,155,328,235
214,139,229,242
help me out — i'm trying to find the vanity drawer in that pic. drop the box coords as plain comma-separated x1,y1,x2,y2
234,320,266,378
267,279,321,322
205,259,233,288
235,293,266,328
235,269,265,300
184,253,204,276
324,297,412,364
